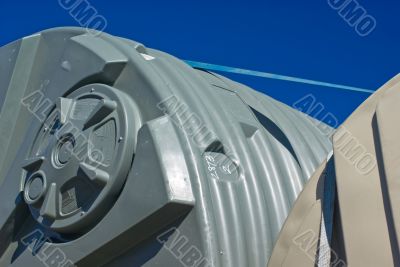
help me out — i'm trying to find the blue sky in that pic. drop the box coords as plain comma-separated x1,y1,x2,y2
1,0,398,126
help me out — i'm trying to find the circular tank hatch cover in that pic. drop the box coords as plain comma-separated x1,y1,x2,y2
21,84,136,234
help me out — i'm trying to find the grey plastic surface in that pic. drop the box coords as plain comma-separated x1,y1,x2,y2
0,28,332,267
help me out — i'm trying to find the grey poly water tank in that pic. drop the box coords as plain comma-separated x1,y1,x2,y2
0,28,332,267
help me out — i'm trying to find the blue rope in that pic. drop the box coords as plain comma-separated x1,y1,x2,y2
185,60,374,94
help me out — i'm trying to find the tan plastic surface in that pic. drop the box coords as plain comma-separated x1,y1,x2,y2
268,74,400,267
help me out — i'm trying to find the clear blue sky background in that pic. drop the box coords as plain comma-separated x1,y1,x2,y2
0,0,398,126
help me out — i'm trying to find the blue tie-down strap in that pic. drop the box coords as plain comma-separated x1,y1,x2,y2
185,60,374,94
